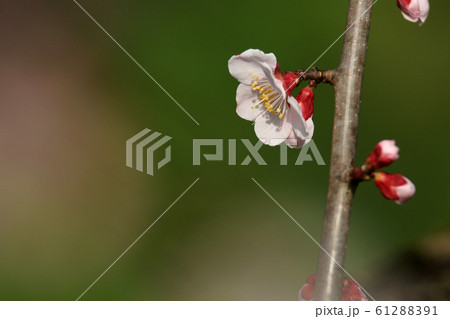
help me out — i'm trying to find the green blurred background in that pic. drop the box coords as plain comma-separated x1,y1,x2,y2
0,0,448,300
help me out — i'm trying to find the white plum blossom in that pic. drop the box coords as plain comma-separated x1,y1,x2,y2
228,49,311,147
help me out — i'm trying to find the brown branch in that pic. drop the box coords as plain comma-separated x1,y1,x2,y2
313,0,374,300
294,68,337,85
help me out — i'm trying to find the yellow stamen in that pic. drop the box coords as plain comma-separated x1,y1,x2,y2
248,76,284,118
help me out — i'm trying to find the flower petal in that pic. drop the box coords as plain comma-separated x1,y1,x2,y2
235,83,265,121
254,110,291,146
398,0,429,25
228,49,277,85
401,10,419,23
285,118,314,149
394,177,416,204
286,96,308,139
418,0,430,24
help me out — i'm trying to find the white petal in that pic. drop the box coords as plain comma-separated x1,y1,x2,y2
269,77,287,100
305,118,315,140
394,177,416,204
418,0,429,24
285,130,303,149
254,110,291,146
286,96,308,139
378,140,399,160
235,83,265,121
228,49,277,85
285,118,314,149
401,10,419,23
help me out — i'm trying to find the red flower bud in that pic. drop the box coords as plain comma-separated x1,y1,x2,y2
295,87,314,121
366,140,399,170
341,278,368,301
298,274,316,301
374,172,416,204
299,275,367,301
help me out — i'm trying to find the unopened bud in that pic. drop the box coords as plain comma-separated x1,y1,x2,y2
397,0,429,26
374,172,416,204
295,87,314,121
366,140,399,170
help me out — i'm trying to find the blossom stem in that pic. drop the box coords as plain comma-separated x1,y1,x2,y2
313,0,374,300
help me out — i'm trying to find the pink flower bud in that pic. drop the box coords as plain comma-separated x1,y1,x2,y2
374,172,416,204
397,0,429,26
298,275,367,301
366,140,399,170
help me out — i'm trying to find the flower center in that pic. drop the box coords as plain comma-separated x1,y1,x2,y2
250,74,286,119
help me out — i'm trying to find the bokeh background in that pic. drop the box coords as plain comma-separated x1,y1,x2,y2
0,0,449,300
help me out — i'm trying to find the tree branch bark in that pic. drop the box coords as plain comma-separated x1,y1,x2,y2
294,68,337,85
314,0,374,300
